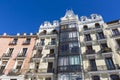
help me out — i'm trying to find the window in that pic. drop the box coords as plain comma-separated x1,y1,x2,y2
26,38,31,43
105,57,115,70
22,48,28,56
16,61,23,70
60,32,78,42
69,42,79,53
86,45,93,50
68,23,76,28
97,32,105,39
89,59,97,71
112,29,120,35
110,74,120,80
83,25,88,30
40,39,45,46
116,39,120,48
58,56,80,66
13,38,18,43
69,56,80,65
11,79,17,80
92,76,100,80
40,30,47,35
58,57,69,66
58,74,81,80
23,38,31,45
95,23,100,28
8,48,14,55
60,43,69,53
100,43,108,48
51,38,56,45
50,49,54,54
45,78,51,80
9,38,18,45
85,34,92,41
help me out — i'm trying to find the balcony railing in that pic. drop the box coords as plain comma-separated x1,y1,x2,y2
45,42,57,49
33,54,42,58
34,43,43,50
39,34,57,38
58,65,81,72
27,68,54,76
46,54,55,57
45,54,55,62
85,49,97,59
22,41,30,45
5,69,28,76
111,33,120,38
17,53,26,57
83,26,103,34
9,41,17,45
101,47,112,53
2,53,11,58
32,54,42,61
61,27,78,32
84,37,92,41
16,53,26,59
85,49,96,55
87,64,120,72
97,35,106,40
8,69,20,76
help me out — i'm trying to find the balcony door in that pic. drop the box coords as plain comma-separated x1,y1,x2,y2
116,39,120,48
105,57,115,70
47,62,53,72
89,59,97,71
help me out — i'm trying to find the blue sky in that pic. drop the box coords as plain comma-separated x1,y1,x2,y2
0,0,120,35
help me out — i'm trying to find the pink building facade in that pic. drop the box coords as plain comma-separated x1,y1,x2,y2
0,33,36,80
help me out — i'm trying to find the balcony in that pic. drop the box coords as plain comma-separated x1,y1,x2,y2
83,28,95,34
7,69,27,76
8,69,20,76
45,42,57,49
34,43,43,50
16,53,26,60
58,65,81,72
32,54,42,61
101,47,112,57
93,26,103,32
2,53,11,59
87,64,120,74
9,41,17,45
39,34,57,38
27,69,54,77
111,33,120,38
0,69,4,75
84,38,92,45
22,41,30,45
85,49,97,59
97,36,107,43
45,54,55,62
60,37,78,42
61,27,78,32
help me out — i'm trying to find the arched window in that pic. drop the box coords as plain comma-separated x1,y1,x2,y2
95,23,100,28
83,25,88,30
92,75,100,80
110,74,120,80
52,29,58,34
40,30,47,35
